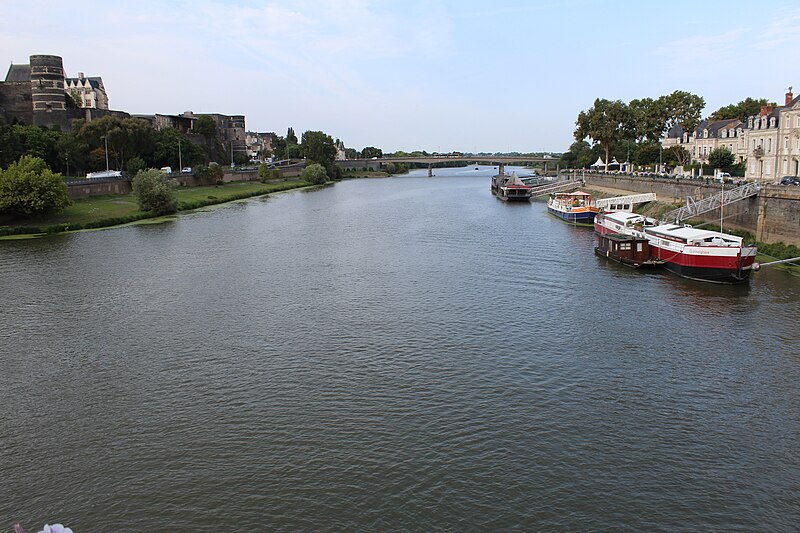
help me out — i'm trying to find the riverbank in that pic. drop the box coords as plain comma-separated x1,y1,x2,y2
0,179,309,238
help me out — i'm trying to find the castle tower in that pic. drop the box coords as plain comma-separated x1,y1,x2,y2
29,54,66,125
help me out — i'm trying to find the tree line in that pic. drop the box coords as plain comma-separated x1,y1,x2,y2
562,91,775,174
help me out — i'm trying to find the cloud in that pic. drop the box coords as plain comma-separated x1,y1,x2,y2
752,14,800,50
654,28,748,68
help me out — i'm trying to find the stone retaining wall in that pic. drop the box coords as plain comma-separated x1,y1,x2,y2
583,174,800,246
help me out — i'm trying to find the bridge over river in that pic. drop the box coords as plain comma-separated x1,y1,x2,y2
374,155,554,176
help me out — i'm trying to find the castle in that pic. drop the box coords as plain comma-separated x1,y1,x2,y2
0,54,126,130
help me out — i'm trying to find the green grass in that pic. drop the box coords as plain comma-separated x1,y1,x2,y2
0,179,309,237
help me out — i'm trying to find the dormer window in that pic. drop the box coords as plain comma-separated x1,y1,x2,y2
748,117,754,128
769,117,776,128
703,129,709,138
721,129,727,138
761,117,768,128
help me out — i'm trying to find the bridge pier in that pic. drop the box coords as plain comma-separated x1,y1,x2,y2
428,164,433,177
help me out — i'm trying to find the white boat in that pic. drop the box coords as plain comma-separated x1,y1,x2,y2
595,211,757,284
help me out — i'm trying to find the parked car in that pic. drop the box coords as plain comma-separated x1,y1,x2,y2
181,167,192,173
779,175,800,185
160,166,173,174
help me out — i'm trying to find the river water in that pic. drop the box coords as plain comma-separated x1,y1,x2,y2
1,166,799,531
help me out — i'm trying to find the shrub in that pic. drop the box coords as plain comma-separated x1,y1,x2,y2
300,163,328,185
132,169,178,215
0,155,71,218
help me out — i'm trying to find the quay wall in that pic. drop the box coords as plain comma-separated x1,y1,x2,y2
66,178,132,199
583,174,800,246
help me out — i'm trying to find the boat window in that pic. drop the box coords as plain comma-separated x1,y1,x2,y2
620,243,631,250
636,243,643,252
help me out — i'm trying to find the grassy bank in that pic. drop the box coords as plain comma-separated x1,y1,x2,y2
0,180,308,237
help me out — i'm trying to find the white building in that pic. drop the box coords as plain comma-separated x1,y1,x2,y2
64,72,108,109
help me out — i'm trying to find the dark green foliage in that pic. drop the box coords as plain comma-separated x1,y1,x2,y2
301,131,336,172
132,169,178,215
361,147,382,159
708,147,736,170
126,156,146,178
558,141,595,168
709,98,776,122
286,127,298,145
0,155,71,218
194,115,217,138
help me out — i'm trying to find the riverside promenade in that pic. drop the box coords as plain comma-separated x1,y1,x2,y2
580,173,800,246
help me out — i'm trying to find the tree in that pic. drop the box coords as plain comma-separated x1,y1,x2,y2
300,162,328,184
286,127,298,145
344,147,359,159
574,98,633,169
661,90,705,135
709,97,776,122
126,156,146,178
629,97,668,143
154,128,201,169
195,115,217,139
361,146,383,159
301,130,336,169
557,140,595,168
0,155,70,218
665,145,691,168
132,169,178,215
708,147,735,170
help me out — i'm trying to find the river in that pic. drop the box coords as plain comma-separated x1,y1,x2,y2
1,166,799,531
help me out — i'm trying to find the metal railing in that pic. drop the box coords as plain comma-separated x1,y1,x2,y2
527,179,585,198
659,182,761,224
594,193,657,209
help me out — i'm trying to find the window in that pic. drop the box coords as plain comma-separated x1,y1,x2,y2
637,243,643,252
768,138,772,153
620,243,631,250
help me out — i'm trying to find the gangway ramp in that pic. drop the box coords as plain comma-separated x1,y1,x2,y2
594,193,656,210
527,179,585,198
660,182,760,224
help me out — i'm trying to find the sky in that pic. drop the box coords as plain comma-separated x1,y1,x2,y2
2,0,800,153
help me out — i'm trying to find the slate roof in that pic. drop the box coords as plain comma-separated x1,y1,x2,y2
696,118,741,137
65,77,103,90
5,63,31,82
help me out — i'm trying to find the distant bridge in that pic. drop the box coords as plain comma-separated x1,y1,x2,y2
375,155,553,165
365,155,555,177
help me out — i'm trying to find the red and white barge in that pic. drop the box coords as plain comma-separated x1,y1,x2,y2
595,211,758,284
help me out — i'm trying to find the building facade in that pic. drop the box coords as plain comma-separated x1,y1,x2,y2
662,87,798,181
64,72,109,109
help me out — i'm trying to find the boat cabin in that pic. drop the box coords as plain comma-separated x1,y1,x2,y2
595,232,659,268
645,225,742,247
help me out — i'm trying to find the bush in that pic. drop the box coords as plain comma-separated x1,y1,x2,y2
300,163,328,185
132,169,178,215
0,155,71,218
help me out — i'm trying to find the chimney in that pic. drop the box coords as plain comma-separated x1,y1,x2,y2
78,72,84,79
787,86,794,105
760,105,773,116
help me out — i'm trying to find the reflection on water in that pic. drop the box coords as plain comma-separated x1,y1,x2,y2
1,166,799,531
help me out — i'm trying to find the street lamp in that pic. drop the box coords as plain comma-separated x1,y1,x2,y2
101,135,109,171
178,137,182,171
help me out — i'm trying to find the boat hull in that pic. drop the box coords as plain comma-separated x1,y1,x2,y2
649,244,756,284
548,206,597,224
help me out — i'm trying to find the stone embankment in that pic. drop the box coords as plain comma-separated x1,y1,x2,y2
581,173,800,247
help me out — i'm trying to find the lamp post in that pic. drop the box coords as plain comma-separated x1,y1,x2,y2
178,137,182,172
102,135,109,171
230,140,234,168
